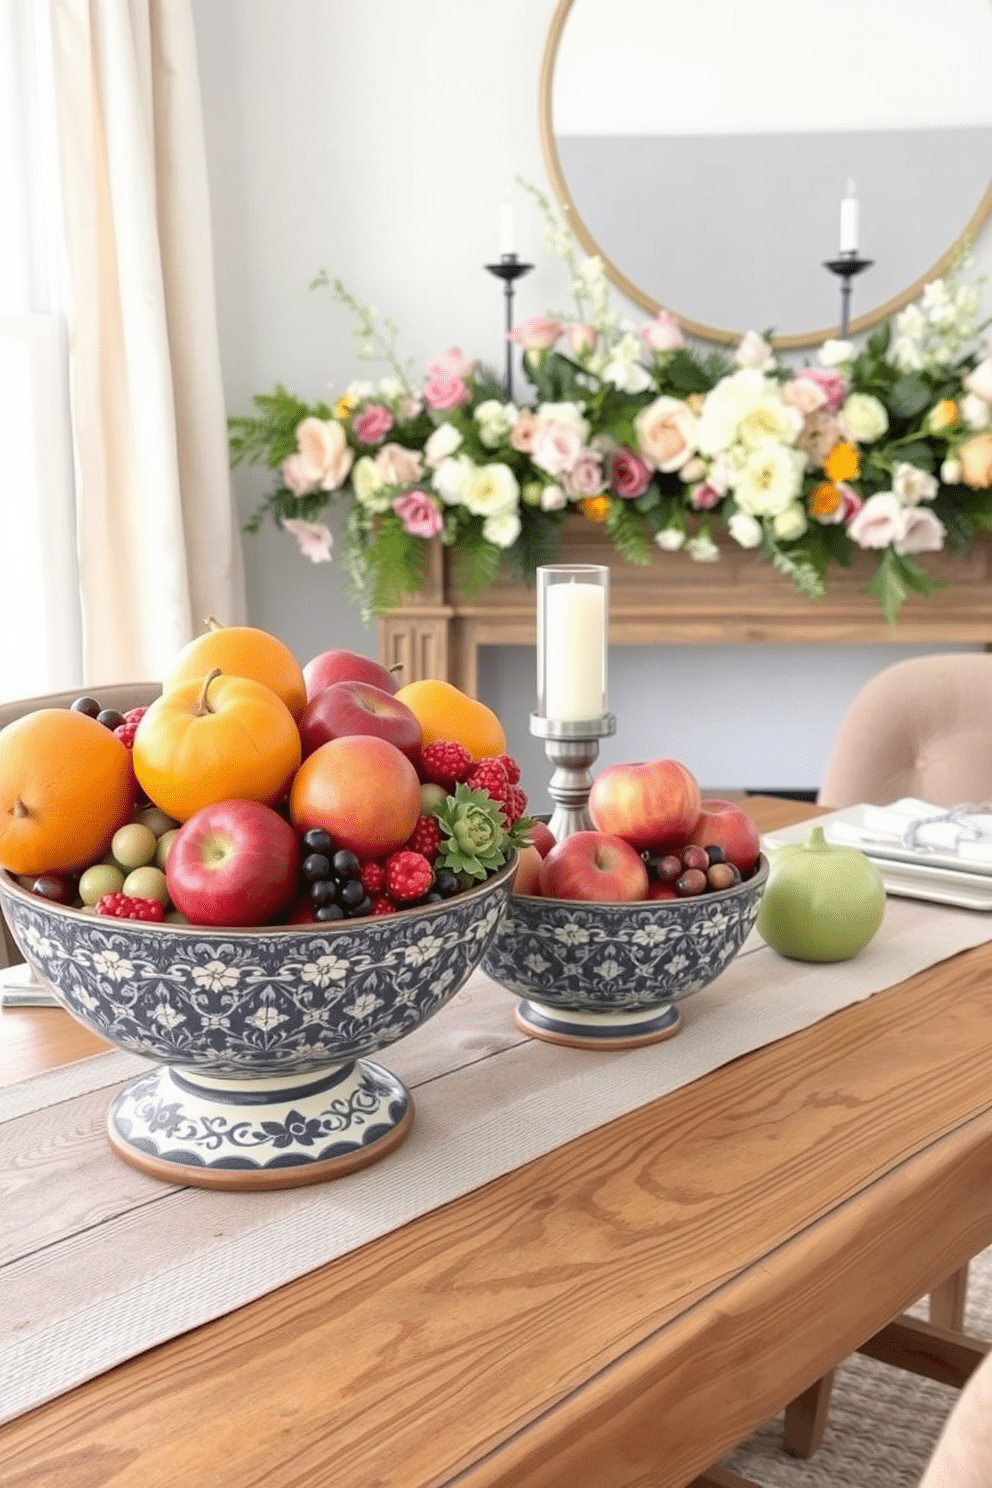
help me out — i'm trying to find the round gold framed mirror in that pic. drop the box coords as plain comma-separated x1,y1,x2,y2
540,0,992,348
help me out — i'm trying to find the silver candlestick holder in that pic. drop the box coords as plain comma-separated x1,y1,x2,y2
530,712,617,843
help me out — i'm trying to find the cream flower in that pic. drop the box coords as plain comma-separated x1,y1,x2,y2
352,455,390,513
735,330,776,371
431,454,475,505
771,502,809,541
695,369,766,455
892,462,939,504
424,422,463,467
634,395,698,472
374,442,424,486
654,526,686,551
599,332,653,394
294,416,354,492
461,462,520,517
961,392,992,430
474,400,518,447
847,492,906,549
964,356,992,404
727,511,763,549
731,445,805,517
482,509,522,548
895,506,946,555
839,393,889,444
818,339,855,367
737,393,803,451
540,483,568,512
531,420,586,477
686,532,720,562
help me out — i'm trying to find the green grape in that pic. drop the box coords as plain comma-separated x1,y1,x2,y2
122,865,169,906
111,823,157,870
79,864,126,906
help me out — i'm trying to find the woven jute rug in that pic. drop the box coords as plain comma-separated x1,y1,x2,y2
720,1259,992,1486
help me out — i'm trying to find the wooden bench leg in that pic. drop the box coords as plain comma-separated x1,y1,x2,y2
929,1264,969,1331
782,1368,836,1459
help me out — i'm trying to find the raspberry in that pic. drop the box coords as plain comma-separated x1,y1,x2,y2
113,707,148,750
465,757,510,807
503,784,528,823
405,814,442,862
420,740,473,790
496,754,521,785
384,850,434,903
371,895,397,915
96,892,165,922
359,860,387,897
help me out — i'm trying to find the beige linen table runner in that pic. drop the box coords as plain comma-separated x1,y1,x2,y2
5,893,992,1424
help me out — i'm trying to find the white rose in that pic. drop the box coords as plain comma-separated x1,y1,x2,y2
735,330,776,371
540,483,568,512
599,332,653,394
771,502,809,541
654,525,686,551
432,454,475,505
686,532,720,562
892,461,939,505
839,393,889,444
424,422,463,468
731,444,804,517
482,509,522,549
847,492,906,550
962,392,992,430
737,393,803,451
941,457,962,484
727,511,763,549
695,369,767,455
818,339,855,367
474,400,517,448
536,401,589,435
461,462,520,517
352,455,390,513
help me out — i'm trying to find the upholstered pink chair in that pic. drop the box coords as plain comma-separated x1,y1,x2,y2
919,1343,992,1488
0,682,160,971
783,652,992,1460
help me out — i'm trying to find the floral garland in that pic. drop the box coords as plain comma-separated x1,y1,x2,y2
233,189,992,623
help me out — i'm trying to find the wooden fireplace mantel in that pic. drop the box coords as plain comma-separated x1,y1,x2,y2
377,518,992,695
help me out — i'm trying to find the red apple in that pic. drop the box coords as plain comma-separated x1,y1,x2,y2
687,798,761,874
289,734,422,860
303,648,399,701
539,831,649,903
645,881,678,900
298,680,422,764
588,758,701,855
513,843,544,896
526,821,556,858
166,799,301,927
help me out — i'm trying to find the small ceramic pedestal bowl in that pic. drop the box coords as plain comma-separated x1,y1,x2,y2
481,857,768,1050
0,858,515,1191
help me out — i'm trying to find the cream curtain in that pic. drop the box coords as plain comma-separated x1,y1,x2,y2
50,0,245,685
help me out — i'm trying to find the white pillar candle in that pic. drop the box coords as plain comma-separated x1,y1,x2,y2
543,579,606,721
499,201,515,256
839,178,859,254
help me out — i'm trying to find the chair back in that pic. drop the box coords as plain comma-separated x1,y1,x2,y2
818,653,992,809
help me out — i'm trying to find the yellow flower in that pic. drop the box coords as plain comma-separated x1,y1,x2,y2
579,495,611,522
926,398,958,434
334,393,358,419
823,441,860,483
808,481,842,519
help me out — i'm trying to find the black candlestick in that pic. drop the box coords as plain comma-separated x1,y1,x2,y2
823,252,874,338
484,253,534,400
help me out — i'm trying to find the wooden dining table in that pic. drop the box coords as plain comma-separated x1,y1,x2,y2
4,794,992,1488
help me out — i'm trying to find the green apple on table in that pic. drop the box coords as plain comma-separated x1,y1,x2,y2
757,825,886,962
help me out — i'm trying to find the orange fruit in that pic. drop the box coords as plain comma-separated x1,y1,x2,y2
164,619,307,720
395,679,506,761
0,709,137,875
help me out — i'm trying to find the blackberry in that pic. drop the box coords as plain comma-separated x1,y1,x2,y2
345,894,373,919
337,879,367,910
332,849,361,880
97,708,126,731
434,868,461,898
302,852,331,882
70,695,102,718
311,880,337,907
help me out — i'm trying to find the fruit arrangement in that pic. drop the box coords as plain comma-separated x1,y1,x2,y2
0,624,530,929
514,757,762,904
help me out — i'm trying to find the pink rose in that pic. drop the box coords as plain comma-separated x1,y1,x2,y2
633,395,697,472
801,367,849,413
797,410,842,467
352,404,394,446
392,490,444,539
895,505,946,555
293,416,353,492
690,483,721,510
640,310,684,352
281,451,319,497
427,347,478,380
735,330,775,370
782,377,828,416
964,357,992,405
609,449,650,499
423,371,471,411
564,451,606,498
507,315,563,351
568,322,598,356
531,419,585,477
509,410,538,452
281,517,333,563
375,442,424,485
846,493,906,549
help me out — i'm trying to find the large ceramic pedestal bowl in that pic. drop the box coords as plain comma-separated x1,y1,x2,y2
0,858,515,1190
481,857,767,1050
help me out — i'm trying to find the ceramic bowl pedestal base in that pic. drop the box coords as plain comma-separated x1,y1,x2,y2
513,998,681,1050
108,1059,413,1191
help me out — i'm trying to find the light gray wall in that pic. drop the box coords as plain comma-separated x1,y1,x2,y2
191,0,991,811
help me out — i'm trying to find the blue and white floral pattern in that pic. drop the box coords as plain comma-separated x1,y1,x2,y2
0,860,515,1077
482,859,767,1014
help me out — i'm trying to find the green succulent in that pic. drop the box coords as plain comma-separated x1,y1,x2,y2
434,784,526,881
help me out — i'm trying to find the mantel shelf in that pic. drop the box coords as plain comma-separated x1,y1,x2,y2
377,519,992,695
